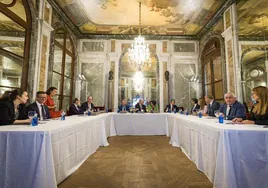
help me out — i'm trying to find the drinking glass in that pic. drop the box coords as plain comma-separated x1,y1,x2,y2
28,111,35,119
214,110,220,118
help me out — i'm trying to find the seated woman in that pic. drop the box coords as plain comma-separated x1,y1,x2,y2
233,86,268,125
45,87,62,118
0,90,31,125
147,100,159,113
69,98,83,115
198,97,207,114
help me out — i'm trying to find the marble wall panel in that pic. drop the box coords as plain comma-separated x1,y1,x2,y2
174,63,196,110
80,63,104,105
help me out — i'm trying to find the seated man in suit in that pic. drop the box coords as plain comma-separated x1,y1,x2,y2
204,95,221,117
165,99,178,112
219,92,246,120
135,99,147,112
26,91,50,120
81,96,95,112
69,98,83,115
191,98,200,114
118,99,130,112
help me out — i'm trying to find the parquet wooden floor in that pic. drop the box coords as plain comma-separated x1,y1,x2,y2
59,136,213,188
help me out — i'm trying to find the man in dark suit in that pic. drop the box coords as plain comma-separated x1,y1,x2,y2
191,98,200,114
135,99,147,112
219,92,246,120
204,95,221,117
118,99,130,112
81,96,95,111
165,99,178,112
69,98,83,115
26,91,50,120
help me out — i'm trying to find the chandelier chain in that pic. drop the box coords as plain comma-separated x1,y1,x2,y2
139,1,141,35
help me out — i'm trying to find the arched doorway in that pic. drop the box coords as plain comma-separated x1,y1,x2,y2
118,49,160,108
241,47,267,104
201,37,225,101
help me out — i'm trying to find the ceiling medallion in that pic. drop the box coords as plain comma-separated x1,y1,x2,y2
128,1,151,70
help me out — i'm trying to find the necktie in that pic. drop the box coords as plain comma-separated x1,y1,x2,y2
41,104,46,120
226,105,232,116
208,104,211,114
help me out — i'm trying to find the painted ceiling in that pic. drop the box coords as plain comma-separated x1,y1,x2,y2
243,50,266,64
55,0,226,35
237,0,268,36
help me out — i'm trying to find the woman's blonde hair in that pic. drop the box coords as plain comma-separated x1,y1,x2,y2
198,98,206,109
252,86,268,115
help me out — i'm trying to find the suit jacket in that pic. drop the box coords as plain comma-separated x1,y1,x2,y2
207,100,221,117
118,105,130,112
135,103,147,112
26,102,51,120
81,102,95,111
249,105,268,125
191,104,200,113
69,103,83,115
0,100,27,125
165,104,178,112
219,101,246,120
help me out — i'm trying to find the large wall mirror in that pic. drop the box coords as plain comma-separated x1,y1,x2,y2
0,0,31,94
241,48,268,104
51,28,74,111
118,48,159,108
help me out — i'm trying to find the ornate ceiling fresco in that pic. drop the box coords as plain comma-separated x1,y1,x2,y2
55,0,226,36
237,0,268,36
243,50,266,64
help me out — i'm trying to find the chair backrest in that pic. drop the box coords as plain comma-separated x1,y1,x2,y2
94,106,105,111
178,106,184,111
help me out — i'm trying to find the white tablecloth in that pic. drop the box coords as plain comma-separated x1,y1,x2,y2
111,113,169,136
169,114,268,188
0,113,111,188
1,113,268,188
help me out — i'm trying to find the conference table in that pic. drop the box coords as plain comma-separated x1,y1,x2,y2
0,113,267,188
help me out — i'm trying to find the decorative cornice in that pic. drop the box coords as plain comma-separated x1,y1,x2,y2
0,31,25,38
197,0,234,39
79,34,198,40
46,0,82,37
239,35,266,41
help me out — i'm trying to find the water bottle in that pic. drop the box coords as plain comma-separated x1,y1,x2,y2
117,109,120,113
180,110,183,114
174,109,177,114
87,110,91,116
185,109,189,116
198,112,202,118
31,114,38,126
61,111,66,120
219,113,224,124
168,109,171,113
106,108,108,113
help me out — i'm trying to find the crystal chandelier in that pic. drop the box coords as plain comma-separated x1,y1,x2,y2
132,70,144,92
128,2,151,70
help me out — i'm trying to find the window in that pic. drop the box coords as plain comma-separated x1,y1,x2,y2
202,38,224,101
0,0,31,93
52,29,74,110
